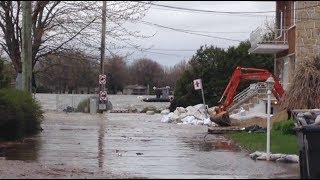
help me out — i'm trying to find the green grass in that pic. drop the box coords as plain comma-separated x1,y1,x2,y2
228,130,299,155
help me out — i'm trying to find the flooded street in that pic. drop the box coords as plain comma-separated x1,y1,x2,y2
0,111,299,179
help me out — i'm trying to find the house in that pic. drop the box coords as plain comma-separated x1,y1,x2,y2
123,84,148,95
249,1,320,90
231,1,320,116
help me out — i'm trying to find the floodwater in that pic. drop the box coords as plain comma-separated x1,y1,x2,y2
0,112,299,179
35,93,170,111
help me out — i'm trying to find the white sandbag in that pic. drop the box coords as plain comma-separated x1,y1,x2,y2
146,111,155,115
203,118,212,126
161,109,170,115
269,154,285,161
170,112,180,122
161,114,172,123
256,153,268,160
181,116,196,125
196,120,204,125
249,151,264,159
173,109,181,116
186,106,197,116
194,104,205,111
176,107,186,114
276,155,299,163
193,111,206,120
239,107,246,116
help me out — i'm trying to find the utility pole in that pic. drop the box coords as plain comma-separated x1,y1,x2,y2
22,1,32,93
100,1,106,77
99,1,107,108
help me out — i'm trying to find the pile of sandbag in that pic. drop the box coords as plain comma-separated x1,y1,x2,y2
160,104,217,127
249,151,299,163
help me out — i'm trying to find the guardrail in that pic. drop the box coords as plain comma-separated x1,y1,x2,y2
229,82,267,112
249,26,288,47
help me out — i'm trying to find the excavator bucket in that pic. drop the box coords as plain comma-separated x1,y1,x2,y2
210,111,231,126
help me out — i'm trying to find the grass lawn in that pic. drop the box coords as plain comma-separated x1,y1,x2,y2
228,130,299,155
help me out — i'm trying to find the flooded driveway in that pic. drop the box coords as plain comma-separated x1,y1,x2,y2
0,112,299,178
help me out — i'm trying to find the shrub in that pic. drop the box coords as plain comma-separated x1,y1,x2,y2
273,119,295,135
0,60,10,89
0,89,43,141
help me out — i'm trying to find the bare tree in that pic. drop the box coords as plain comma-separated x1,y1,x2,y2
161,60,189,88
104,55,128,94
129,58,164,88
36,50,99,93
0,1,151,75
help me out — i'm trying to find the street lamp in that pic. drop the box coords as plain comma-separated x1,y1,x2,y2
266,76,275,161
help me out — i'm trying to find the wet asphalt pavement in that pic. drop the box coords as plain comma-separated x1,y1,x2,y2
0,112,299,179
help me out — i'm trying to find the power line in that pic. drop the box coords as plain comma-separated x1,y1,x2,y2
149,2,275,14
149,6,274,18
149,2,320,14
141,21,243,42
145,48,196,52
139,50,183,57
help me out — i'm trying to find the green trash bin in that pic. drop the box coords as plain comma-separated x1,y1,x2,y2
293,110,320,179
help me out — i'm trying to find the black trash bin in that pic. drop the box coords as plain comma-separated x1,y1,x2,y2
293,110,320,179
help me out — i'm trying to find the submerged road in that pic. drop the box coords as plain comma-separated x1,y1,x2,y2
0,112,299,178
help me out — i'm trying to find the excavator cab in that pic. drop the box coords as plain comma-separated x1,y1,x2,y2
210,66,285,126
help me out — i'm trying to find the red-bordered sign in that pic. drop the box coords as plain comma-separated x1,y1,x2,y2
99,91,108,101
193,79,202,90
99,74,107,85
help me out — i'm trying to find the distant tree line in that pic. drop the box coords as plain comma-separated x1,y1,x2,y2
32,50,188,94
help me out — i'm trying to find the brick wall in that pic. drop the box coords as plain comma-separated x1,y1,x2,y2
295,1,320,63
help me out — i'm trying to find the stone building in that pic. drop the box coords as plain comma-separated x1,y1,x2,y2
249,1,320,90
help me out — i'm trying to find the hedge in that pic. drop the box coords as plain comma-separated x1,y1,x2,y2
0,89,43,141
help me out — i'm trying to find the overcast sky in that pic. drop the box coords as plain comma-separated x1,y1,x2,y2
114,1,276,67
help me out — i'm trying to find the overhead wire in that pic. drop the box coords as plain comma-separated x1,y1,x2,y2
149,2,320,14
141,21,243,42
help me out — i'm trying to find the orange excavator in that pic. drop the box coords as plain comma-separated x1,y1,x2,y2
210,66,285,126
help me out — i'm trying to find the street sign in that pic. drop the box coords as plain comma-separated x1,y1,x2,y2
99,90,108,101
193,79,202,90
193,78,208,118
99,74,107,85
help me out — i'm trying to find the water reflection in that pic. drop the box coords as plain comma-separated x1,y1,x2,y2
97,114,106,169
0,137,41,161
182,134,240,152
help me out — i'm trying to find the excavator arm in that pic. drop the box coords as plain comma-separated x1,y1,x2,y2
211,66,285,126
217,66,285,113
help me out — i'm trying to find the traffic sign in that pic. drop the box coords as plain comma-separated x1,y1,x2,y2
99,74,107,85
99,90,108,101
193,79,202,90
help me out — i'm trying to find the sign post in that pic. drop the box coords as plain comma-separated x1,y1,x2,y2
193,79,208,118
99,74,107,110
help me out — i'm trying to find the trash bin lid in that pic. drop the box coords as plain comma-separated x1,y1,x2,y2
294,125,320,133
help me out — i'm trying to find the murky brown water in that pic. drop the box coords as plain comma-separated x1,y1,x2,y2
0,112,299,179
